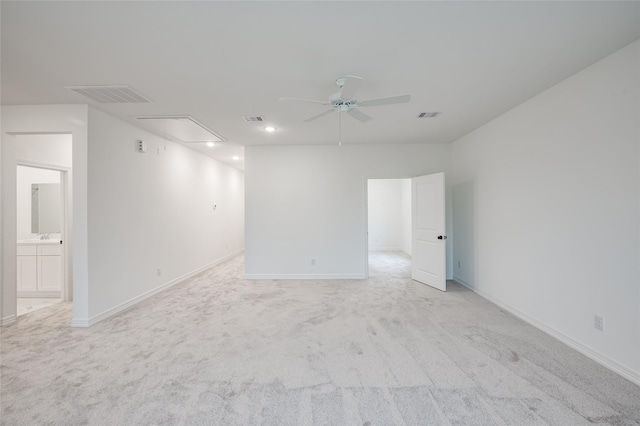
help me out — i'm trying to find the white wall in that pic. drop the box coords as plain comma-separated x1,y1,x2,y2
16,134,72,167
451,40,640,381
85,107,244,323
367,178,411,255
368,179,404,251
245,144,451,278
400,179,412,255
451,181,474,285
16,166,61,240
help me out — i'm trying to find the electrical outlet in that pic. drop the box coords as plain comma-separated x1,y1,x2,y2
311,258,316,266
157,267,162,276
594,315,605,331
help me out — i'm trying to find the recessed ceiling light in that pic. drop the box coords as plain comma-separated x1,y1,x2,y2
232,156,240,161
206,142,215,147
264,126,276,132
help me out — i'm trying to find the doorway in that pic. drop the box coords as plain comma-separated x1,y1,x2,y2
13,133,73,318
16,165,69,316
367,178,413,279
366,173,447,291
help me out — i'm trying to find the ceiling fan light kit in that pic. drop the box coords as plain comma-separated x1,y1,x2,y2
279,75,411,145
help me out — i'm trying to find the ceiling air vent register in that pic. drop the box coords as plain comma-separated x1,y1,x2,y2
242,116,265,122
66,85,152,103
417,112,441,118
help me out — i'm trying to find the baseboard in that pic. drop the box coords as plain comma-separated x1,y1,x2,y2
244,273,366,280
1,314,17,326
453,276,472,288
71,249,244,328
453,279,640,387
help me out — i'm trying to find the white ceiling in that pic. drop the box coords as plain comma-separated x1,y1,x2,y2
2,1,639,171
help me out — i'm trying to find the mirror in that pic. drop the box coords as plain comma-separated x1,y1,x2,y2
31,183,61,234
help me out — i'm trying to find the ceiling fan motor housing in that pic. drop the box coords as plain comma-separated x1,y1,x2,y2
330,92,357,111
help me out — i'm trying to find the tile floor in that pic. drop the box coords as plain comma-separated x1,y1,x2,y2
17,298,62,316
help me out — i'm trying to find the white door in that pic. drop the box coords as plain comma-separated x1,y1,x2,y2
412,172,446,291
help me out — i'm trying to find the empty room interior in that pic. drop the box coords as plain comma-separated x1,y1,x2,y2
1,1,639,424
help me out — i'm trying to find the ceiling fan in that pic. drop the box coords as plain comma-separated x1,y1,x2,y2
279,75,411,144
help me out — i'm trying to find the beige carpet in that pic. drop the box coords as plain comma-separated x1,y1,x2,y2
1,252,639,425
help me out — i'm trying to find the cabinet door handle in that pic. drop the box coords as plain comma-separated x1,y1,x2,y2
437,235,447,240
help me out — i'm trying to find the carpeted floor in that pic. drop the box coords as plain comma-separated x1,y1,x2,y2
1,252,639,425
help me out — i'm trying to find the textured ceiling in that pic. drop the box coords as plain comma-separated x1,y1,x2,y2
2,1,639,170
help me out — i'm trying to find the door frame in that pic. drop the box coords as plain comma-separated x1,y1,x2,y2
364,174,449,283
363,175,413,279
16,160,72,303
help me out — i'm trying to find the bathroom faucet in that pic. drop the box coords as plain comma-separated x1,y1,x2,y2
39,233,50,240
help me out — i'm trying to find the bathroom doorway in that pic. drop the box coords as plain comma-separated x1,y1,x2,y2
16,165,69,316
15,133,72,317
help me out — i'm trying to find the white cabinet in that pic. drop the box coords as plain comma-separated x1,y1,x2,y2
17,255,38,292
17,243,62,297
38,255,61,292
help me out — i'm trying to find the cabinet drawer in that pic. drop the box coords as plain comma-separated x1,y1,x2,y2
38,245,62,256
17,245,37,256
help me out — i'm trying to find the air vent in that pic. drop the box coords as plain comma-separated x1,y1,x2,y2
417,112,441,118
242,116,264,122
66,85,152,103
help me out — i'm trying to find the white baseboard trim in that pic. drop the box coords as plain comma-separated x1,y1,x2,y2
452,276,472,287
1,314,17,326
453,278,640,387
244,273,366,280
71,249,244,328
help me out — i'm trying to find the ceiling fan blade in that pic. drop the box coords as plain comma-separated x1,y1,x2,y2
347,108,372,123
303,109,334,122
358,94,411,107
339,75,363,99
279,96,329,105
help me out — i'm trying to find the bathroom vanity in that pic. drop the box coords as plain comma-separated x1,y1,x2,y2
17,240,62,297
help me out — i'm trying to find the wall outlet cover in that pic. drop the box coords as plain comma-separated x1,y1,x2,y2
594,315,605,331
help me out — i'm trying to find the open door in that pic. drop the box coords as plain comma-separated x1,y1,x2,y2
412,172,446,291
